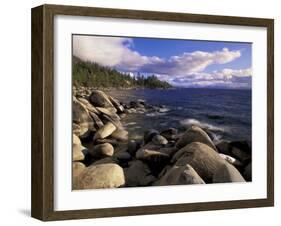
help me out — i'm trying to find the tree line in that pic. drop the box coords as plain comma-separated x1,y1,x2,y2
73,56,172,89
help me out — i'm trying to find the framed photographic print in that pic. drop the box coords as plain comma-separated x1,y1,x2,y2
31,4,274,221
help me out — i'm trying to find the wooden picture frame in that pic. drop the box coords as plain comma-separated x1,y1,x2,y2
31,4,274,221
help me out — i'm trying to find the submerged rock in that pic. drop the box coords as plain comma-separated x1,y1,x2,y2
160,128,178,140
143,129,159,143
152,134,168,145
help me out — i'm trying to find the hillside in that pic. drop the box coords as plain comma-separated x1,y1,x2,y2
72,57,172,89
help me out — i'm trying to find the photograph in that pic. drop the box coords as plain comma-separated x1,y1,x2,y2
72,35,252,190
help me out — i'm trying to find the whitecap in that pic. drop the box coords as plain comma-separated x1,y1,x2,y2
180,118,226,132
158,107,170,113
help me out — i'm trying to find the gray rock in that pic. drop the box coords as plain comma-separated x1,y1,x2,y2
89,90,115,108
152,134,168,145
128,140,139,156
231,147,251,163
160,128,178,140
89,112,104,128
75,163,125,189
108,96,124,113
102,114,123,129
176,126,217,151
89,143,114,158
93,122,117,140
143,129,159,143
172,142,226,183
216,141,231,155
96,107,120,121
213,163,246,183
156,164,205,186
115,151,131,162
124,160,156,187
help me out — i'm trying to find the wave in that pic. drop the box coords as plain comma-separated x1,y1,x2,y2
179,118,227,133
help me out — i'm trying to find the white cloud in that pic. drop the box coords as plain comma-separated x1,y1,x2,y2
148,48,241,75
161,68,252,89
73,36,241,76
73,35,162,70
73,35,250,88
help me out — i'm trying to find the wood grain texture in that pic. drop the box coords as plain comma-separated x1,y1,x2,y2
31,4,274,221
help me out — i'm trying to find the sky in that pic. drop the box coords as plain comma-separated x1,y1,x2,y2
73,35,252,89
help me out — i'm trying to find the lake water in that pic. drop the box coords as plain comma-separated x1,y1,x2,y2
107,88,252,143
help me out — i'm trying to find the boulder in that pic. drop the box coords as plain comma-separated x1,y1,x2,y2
96,107,120,121
73,99,94,136
73,144,85,161
136,142,169,163
213,163,246,183
128,140,140,156
243,162,252,181
155,164,205,186
143,129,159,143
102,114,123,129
93,122,117,140
108,96,124,113
216,141,231,155
73,123,81,136
89,112,104,128
231,147,251,163
172,142,226,183
72,162,86,178
73,134,81,146
95,138,119,146
115,151,131,162
152,134,168,145
89,90,115,108
157,146,178,157
92,156,119,166
230,140,251,154
110,129,129,142
75,163,125,189
124,160,156,187
160,128,178,140
176,126,217,151
73,99,93,125
89,143,114,158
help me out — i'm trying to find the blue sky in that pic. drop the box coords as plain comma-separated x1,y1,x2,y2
73,35,252,89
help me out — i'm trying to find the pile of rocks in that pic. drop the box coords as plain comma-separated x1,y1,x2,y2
72,87,252,190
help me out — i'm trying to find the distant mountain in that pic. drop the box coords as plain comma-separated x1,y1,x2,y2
72,56,172,89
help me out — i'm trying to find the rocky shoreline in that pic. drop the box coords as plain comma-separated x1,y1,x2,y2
73,86,252,189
